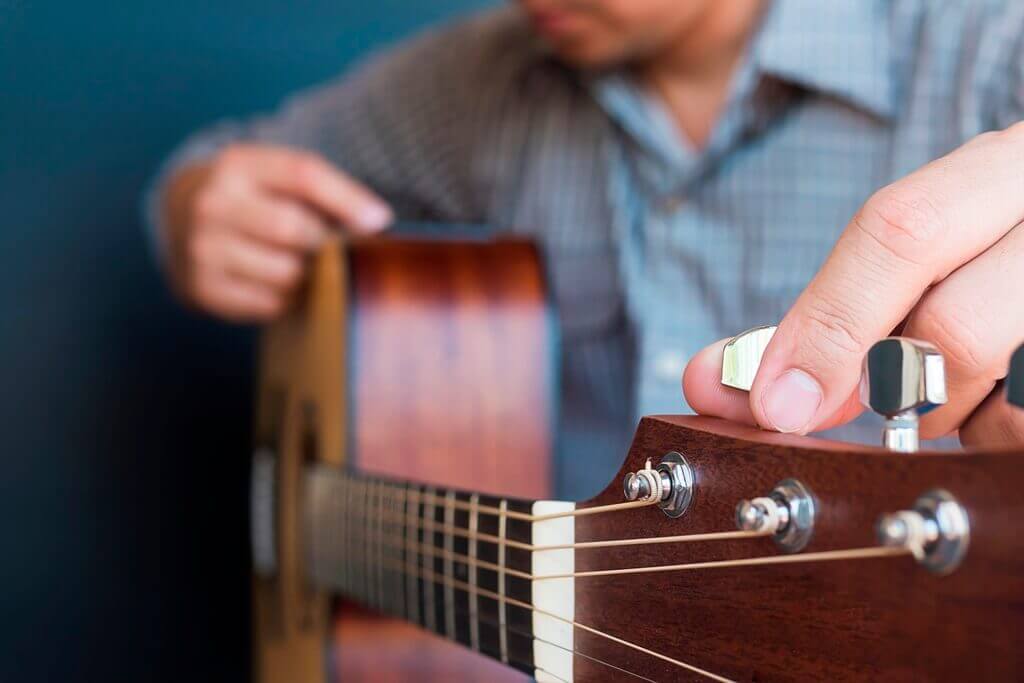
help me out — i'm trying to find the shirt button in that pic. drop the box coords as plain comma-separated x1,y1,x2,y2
653,351,687,382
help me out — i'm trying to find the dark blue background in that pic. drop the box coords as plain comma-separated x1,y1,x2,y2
0,1,490,680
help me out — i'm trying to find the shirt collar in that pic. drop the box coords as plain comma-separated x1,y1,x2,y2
752,0,896,120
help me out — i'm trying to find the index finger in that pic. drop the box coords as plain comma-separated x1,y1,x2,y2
222,144,393,233
748,125,1024,434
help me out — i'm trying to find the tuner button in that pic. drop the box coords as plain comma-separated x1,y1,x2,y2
721,325,777,391
859,337,947,453
735,500,766,531
1008,344,1024,409
622,472,649,502
621,453,696,519
876,490,969,574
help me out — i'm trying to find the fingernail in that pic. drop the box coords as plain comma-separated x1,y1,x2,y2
358,203,393,232
761,369,823,433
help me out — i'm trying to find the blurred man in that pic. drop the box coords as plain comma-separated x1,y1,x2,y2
150,0,1024,497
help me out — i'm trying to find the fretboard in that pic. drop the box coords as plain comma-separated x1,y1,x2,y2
303,465,576,682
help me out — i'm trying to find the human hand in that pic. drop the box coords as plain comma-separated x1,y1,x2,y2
683,123,1024,447
162,144,392,321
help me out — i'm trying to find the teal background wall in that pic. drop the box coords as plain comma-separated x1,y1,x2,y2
0,1,491,680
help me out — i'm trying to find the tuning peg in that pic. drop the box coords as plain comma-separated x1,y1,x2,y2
860,337,947,453
1008,344,1024,409
721,325,777,391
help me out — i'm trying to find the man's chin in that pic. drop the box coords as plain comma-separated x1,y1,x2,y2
543,38,625,69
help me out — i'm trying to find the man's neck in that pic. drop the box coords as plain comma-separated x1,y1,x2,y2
638,0,766,149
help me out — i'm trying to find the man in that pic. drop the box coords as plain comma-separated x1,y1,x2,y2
150,0,1024,498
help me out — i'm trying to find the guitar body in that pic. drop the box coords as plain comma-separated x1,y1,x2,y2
253,235,556,682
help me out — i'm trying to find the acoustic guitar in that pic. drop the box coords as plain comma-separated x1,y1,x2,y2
250,230,1024,682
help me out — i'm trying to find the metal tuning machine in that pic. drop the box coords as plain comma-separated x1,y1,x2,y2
860,337,947,453
622,452,695,518
1008,343,1024,410
876,490,969,574
735,479,816,552
721,325,777,391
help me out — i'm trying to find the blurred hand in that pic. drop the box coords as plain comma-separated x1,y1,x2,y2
684,122,1024,447
162,144,392,321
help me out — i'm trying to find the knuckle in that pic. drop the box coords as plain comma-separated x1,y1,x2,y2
268,207,305,244
188,232,216,268
998,120,1024,144
261,293,287,317
911,303,988,376
216,144,250,171
800,295,868,366
191,274,219,307
291,154,327,190
192,188,221,223
274,255,303,286
859,185,947,263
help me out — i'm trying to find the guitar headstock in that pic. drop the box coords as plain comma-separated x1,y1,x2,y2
566,334,1024,681
570,415,1024,681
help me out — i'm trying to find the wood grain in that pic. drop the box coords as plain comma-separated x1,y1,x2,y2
573,415,1024,682
346,238,555,498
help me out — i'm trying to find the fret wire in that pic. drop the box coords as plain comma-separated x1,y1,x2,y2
394,484,404,618
443,491,456,640
376,481,385,611
382,483,390,615
422,487,437,634
339,477,348,593
362,479,371,604
364,481,372,609
383,483,392,616
348,479,355,601
406,484,420,625
399,484,408,621
391,483,401,617
468,493,480,653
497,499,509,666
372,483,380,610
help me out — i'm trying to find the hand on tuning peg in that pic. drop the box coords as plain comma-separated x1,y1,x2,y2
686,328,1024,448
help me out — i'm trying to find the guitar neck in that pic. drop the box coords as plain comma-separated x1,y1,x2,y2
303,465,575,680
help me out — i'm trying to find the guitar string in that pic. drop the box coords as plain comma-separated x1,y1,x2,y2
334,485,907,681
358,552,735,683
402,486,656,521
418,514,771,551
534,546,912,580
337,516,912,581
343,478,771,550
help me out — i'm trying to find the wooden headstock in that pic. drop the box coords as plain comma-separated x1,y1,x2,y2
573,415,1024,681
